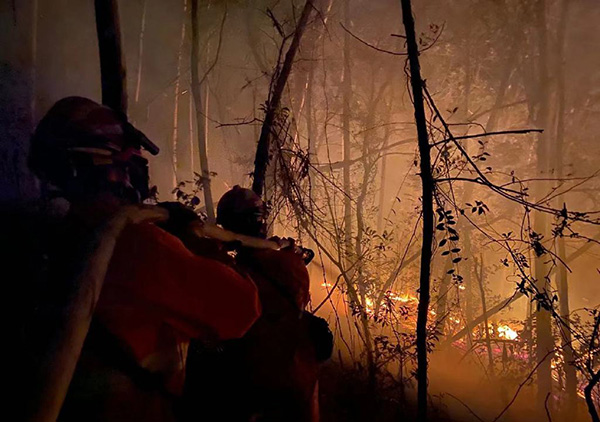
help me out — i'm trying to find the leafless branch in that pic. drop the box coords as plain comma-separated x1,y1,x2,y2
430,128,543,147
340,23,408,56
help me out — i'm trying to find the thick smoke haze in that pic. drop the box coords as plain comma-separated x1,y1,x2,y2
1,0,599,421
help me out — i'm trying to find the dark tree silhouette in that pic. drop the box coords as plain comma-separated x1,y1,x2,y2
400,0,434,421
190,0,216,221
252,0,314,197
94,0,127,115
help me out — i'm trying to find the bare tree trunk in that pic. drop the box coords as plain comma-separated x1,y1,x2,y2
485,44,517,133
134,0,147,107
0,0,40,204
458,7,475,347
356,168,376,390
305,49,317,251
305,0,331,161
342,0,353,259
355,77,380,388
189,91,195,175
400,1,434,420
435,256,452,334
94,0,127,115
533,0,554,410
203,67,211,184
554,0,577,414
375,122,392,280
475,255,495,377
172,0,188,189
376,135,388,235
306,58,315,157
191,0,215,221
130,0,149,124
251,0,314,197
30,0,38,124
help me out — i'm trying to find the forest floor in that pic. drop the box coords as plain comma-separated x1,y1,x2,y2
318,351,594,422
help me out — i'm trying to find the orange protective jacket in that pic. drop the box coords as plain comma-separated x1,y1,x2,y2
94,222,261,393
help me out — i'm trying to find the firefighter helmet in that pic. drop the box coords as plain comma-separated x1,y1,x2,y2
29,96,159,201
216,185,267,238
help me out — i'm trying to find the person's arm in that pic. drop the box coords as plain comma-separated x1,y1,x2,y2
25,205,168,422
104,223,262,341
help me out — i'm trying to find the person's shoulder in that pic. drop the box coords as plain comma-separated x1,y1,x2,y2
118,221,196,260
122,221,182,244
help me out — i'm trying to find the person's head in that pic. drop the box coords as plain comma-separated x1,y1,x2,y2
216,185,268,238
29,96,159,205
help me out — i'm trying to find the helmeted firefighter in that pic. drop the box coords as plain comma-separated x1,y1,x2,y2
181,185,333,422
18,97,261,422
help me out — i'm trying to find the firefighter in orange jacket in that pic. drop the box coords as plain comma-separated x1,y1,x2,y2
22,97,261,422
181,186,332,422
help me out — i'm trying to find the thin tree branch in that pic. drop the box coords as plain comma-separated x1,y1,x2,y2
430,128,543,147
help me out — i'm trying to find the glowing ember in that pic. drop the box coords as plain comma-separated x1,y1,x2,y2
497,324,518,340
365,298,375,315
387,292,418,303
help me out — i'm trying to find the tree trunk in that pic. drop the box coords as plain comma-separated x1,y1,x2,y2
376,134,388,235
189,90,195,175
30,0,38,124
342,0,353,260
456,4,476,346
190,0,215,221
475,255,495,377
134,0,147,107
0,0,39,199
375,121,392,281
306,56,315,158
554,0,577,414
457,4,480,348
400,1,434,421
172,0,188,189
435,256,452,334
533,0,554,410
355,76,380,388
251,0,314,197
94,0,127,115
